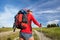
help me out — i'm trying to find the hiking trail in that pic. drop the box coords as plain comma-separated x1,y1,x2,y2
34,30,52,40
0,30,52,40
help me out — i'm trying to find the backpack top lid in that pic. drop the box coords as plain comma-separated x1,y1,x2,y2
19,9,27,14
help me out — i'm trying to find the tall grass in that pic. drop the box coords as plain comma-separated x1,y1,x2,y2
0,28,19,40
0,31,19,40
0,28,13,32
33,31,39,40
33,27,60,40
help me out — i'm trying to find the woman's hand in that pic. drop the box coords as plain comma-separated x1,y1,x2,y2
39,23,42,28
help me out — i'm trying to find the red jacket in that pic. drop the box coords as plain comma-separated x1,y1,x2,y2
16,13,41,34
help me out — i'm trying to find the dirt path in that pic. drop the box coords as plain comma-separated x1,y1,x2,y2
34,30,52,40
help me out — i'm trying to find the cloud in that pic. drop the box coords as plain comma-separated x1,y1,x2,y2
27,0,60,13
32,7,60,21
27,0,60,19
47,20,60,24
28,0,55,11
33,7,60,16
0,5,19,27
36,9,60,14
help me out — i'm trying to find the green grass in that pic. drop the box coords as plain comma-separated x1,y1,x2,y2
33,27,60,40
0,31,19,40
0,28,19,40
33,31,39,40
0,28,13,32
1,27,60,40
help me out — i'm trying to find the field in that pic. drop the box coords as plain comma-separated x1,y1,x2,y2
33,31,39,40
0,31,19,40
33,27,60,40
0,28,38,40
0,28,13,32
0,28,19,40
0,27,60,40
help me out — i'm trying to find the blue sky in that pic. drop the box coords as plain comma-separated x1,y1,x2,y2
0,0,60,27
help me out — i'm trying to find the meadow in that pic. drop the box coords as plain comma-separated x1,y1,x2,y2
0,28,38,40
0,31,19,40
0,28,19,40
0,27,60,40
33,31,39,40
33,27,60,40
0,28,13,32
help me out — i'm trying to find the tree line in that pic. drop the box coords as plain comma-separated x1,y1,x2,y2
47,24,59,28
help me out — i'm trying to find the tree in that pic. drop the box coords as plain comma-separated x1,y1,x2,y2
47,24,59,28
47,24,51,28
2,26,5,28
57,24,59,27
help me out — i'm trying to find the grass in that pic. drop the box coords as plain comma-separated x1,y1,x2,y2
0,27,39,40
0,28,13,32
0,31,19,40
1,27,60,40
33,31,39,40
0,28,19,40
33,27,60,40
0,31,39,40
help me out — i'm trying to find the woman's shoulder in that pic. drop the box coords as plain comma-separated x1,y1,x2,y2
28,13,33,16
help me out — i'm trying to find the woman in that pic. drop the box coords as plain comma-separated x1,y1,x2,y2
19,9,42,40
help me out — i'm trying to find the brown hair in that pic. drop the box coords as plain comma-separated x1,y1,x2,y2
27,9,32,12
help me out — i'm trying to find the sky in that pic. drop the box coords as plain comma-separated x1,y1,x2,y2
0,0,60,27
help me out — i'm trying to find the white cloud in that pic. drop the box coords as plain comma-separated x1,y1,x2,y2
27,0,60,15
56,7,60,11
0,5,19,27
28,0,57,11
33,6,60,15
27,0,60,14
47,20,60,24
36,10,60,14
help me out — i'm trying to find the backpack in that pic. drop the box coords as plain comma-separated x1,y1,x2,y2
13,9,28,29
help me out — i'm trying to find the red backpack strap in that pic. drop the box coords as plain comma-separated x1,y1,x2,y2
17,14,23,22
15,14,23,25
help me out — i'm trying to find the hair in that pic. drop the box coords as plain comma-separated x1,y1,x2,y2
27,9,32,12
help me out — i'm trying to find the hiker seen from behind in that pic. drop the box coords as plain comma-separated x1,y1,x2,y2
13,9,42,40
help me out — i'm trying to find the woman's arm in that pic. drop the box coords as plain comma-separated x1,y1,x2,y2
31,14,41,27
